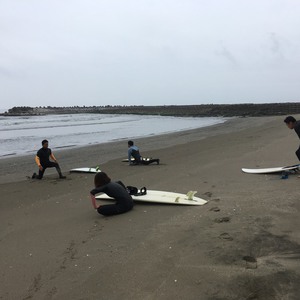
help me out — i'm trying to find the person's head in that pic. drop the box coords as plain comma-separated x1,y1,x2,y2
284,116,296,129
94,172,111,188
42,139,49,148
128,140,134,147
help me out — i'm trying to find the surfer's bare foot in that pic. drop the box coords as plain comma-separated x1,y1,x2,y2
59,175,66,179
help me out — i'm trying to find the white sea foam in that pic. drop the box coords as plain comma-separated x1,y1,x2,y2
0,113,226,158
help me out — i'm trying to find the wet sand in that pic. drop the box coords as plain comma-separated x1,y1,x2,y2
1,115,300,300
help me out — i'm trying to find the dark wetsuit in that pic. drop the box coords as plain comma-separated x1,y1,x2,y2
128,146,160,165
294,121,300,160
90,181,133,216
36,147,62,179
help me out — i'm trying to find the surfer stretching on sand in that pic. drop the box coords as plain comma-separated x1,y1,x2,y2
32,139,66,179
90,172,133,216
284,116,300,161
127,140,160,165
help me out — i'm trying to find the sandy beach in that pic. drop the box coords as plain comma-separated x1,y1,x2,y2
1,115,300,300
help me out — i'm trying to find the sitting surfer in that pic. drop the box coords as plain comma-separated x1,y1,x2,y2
32,139,66,179
284,116,300,161
90,172,134,216
127,140,160,165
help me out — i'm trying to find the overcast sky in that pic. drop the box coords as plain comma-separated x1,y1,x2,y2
1,0,300,108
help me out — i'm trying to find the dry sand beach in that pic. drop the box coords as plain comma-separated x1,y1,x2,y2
1,115,300,300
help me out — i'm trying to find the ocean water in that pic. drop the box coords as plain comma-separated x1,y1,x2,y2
0,113,225,158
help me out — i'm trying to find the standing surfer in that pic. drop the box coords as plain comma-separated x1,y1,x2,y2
284,116,300,160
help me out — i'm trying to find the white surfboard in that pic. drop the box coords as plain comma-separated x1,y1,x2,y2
242,164,299,174
96,190,207,206
122,157,152,162
70,167,101,173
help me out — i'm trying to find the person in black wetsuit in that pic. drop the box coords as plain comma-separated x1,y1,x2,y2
32,139,66,179
90,172,133,216
127,140,160,165
284,116,300,160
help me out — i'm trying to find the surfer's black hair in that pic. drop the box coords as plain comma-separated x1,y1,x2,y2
284,116,296,124
128,140,134,146
94,172,111,187
42,139,48,145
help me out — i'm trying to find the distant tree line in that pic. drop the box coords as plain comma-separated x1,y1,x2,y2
3,103,300,117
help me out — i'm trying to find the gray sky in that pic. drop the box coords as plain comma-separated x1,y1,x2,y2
1,0,300,107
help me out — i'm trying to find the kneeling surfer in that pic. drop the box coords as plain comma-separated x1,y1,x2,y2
127,140,160,165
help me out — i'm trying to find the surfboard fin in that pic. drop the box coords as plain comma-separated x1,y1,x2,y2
186,191,197,200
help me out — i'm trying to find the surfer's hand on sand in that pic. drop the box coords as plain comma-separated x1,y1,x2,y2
90,193,98,209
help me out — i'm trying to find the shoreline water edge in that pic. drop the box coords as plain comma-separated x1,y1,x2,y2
1,114,300,299
0,114,226,159
0,116,232,184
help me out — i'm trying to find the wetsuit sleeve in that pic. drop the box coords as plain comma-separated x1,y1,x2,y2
90,186,105,196
294,122,300,139
35,155,41,166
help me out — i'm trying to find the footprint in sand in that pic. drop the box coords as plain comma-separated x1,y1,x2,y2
211,198,220,202
24,273,42,299
243,256,257,269
214,216,231,223
204,191,212,197
210,207,220,212
219,232,233,241
46,287,58,299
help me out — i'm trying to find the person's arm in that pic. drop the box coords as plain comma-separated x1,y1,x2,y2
50,152,57,162
294,122,300,139
90,186,105,210
35,155,43,171
90,186,105,196
128,148,132,165
90,193,99,209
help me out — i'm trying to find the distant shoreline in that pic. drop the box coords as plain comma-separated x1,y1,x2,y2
0,114,226,160
2,102,300,117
